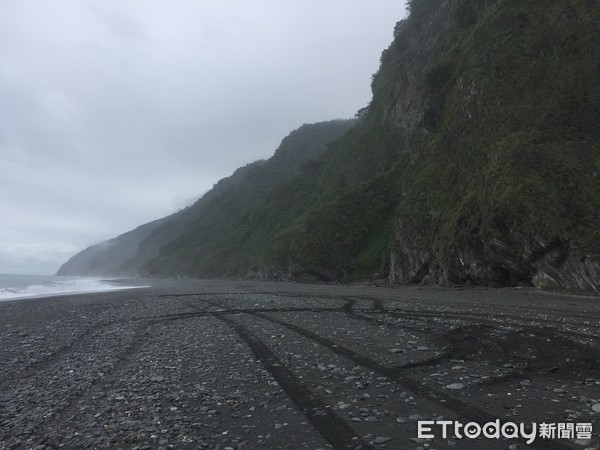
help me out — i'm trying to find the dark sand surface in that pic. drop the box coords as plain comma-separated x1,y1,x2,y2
0,279,598,449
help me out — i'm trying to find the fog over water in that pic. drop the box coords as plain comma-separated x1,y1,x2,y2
0,1,407,275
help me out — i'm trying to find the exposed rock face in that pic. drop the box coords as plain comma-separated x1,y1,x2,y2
382,0,600,292
391,233,600,293
378,1,455,139
533,252,600,293
58,0,600,293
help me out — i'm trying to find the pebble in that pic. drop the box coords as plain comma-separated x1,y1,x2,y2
408,414,425,421
3,284,599,450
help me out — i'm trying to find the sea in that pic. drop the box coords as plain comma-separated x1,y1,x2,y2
0,274,146,301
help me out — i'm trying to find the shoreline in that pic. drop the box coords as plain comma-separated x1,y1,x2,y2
0,276,153,304
7,271,598,305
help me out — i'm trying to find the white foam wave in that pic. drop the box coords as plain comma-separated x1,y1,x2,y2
0,275,147,301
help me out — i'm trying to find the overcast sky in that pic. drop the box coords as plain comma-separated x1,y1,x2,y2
0,0,407,275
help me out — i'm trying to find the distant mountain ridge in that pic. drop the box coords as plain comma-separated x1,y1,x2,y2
57,120,356,278
59,0,600,292
56,215,173,277
57,159,268,277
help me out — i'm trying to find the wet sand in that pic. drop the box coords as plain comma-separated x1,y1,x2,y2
0,279,599,449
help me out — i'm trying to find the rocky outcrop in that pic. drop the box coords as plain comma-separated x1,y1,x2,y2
533,252,600,293
390,233,600,293
382,0,600,292
58,0,600,293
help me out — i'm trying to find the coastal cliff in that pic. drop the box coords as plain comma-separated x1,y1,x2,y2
59,0,600,292
378,0,600,291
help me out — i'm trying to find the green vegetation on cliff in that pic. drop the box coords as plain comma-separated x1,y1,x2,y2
60,0,600,291
379,0,600,289
141,120,359,278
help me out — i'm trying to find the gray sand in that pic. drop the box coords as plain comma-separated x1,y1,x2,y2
0,279,599,449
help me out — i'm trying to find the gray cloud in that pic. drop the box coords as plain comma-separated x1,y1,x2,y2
0,0,407,275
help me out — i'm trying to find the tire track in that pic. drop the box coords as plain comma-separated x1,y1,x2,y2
356,293,600,322
164,295,594,450
214,313,371,450
0,321,150,444
192,296,574,449
250,311,570,450
168,291,600,326
42,321,150,427
347,298,600,388
369,304,600,343
173,296,598,380
0,319,124,390
186,292,600,342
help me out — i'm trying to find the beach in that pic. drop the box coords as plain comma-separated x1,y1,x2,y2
0,279,598,449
